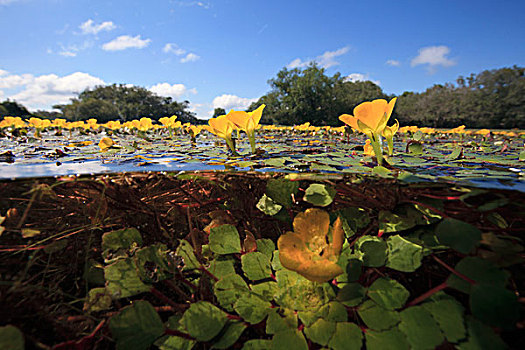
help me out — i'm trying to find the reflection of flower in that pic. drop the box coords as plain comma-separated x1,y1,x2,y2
227,104,265,154
278,208,344,283
339,98,397,164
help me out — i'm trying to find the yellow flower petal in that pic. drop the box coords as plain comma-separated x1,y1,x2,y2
339,114,359,130
99,137,115,151
354,99,388,131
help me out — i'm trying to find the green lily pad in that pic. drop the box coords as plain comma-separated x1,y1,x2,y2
109,301,164,350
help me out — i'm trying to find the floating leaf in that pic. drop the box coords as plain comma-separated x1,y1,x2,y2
435,218,481,254
0,325,24,350
386,235,423,272
109,301,164,350
367,278,409,310
327,322,363,350
470,284,519,330
209,224,242,255
398,306,444,350
181,301,228,342
357,299,400,330
241,252,272,281
256,194,282,216
303,183,336,207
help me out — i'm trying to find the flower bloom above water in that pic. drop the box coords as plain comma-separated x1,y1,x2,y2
226,104,265,154
207,114,237,154
339,98,398,164
278,208,344,283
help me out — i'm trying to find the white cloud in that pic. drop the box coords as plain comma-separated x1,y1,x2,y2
149,83,197,99
411,46,456,72
0,69,8,77
79,19,116,35
287,46,350,69
386,59,400,67
174,1,210,9
344,73,381,86
0,0,19,5
163,43,186,56
212,94,257,112
57,41,94,57
1,71,105,110
102,35,151,51
180,53,200,63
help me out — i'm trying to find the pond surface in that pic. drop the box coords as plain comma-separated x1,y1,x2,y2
1,129,524,191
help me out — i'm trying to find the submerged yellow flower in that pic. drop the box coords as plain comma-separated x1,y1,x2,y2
278,208,344,283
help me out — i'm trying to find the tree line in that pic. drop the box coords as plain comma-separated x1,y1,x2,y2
1,66,523,129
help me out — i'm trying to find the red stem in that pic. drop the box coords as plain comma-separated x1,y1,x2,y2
433,255,476,285
164,328,195,340
406,282,448,307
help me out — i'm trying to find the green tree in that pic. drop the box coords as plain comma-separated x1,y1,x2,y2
0,100,32,117
212,107,226,118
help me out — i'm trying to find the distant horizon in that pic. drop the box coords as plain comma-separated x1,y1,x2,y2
1,0,524,119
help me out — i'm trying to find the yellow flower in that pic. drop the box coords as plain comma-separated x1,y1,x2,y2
339,98,397,137
381,119,399,156
278,208,344,283
99,137,115,151
226,104,265,153
207,114,237,154
363,139,374,156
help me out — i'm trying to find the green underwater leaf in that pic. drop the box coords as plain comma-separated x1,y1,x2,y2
435,218,481,254
470,284,520,330
367,278,409,310
211,321,247,349
256,194,282,216
181,301,228,342
0,325,24,350
358,299,400,330
355,236,387,267
327,322,363,350
102,227,142,262
105,258,150,298
398,306,444,350
265,178,299,208
456,316,507,350
109,301,164,350
241,251,272,281
303,183,337,207
386,235,423,272
209,224,242,255
175,239,200,270
304,318,335,346
233,293,272,324
446,257,509,294
365,328,410,350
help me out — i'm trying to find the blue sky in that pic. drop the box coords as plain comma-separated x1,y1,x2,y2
1,0,524,119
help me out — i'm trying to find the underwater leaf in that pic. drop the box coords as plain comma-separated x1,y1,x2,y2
446,257,509,294
265,308,298,334
274,269,334,311
241,339,272,349
303,183,336,207
365,328,410,350
398,306,444,350
175,239,200,270
271,329,308,350
265,178,299,208
134,244,171,283
435,218,481,254
208,256,236,279
357,299,400,330
214,273,250,311
386,235,423,272
367,277,409,310
470,284,519,330
241,252,272,281
255,238,275,259
422,297,466,343
250,281,278,301
355,236,387,267
336,283,366,307
0,325,24,350
456,316,507,350
84,287,112,313
181,301,228,342
102,228,143,262
233,293,272,324
304,318,335,346
209,224,242,255
256,194,282,216
211,321,246,349
105,258,150,298
109,301,164,350
325,301,348,322
327,322,363,350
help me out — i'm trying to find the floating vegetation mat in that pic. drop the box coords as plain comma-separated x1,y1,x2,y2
1,127,524,192
0,172,523,349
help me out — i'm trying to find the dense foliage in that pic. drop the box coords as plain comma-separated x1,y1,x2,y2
250,65,525,128
53,84,198,123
